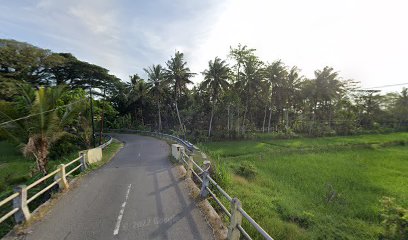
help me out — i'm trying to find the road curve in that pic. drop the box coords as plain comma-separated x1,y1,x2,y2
20,134,214,240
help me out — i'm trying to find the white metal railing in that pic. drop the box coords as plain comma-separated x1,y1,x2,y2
110,129,274,240
108,129,196,152
0,136,113,225
179,151,274,240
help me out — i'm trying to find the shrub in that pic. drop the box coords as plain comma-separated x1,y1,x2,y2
48,133,84,160
236,161,258,179
0,182,5,192
379,196,408,240
7,175,29,185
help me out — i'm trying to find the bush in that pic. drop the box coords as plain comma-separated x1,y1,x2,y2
0,182,5,192
7,175,29,185
236,161,258,179
379,196,408,240
49,133,84,160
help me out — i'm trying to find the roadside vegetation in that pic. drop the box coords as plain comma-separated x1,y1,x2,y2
3,39,407,143
0,139,123,237
1,38,408,239
200,132,408,239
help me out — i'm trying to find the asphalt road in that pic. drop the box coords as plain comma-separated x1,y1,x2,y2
21,134,214,240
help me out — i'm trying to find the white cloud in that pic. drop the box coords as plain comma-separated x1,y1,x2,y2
1,0,408,91
190,0,408,91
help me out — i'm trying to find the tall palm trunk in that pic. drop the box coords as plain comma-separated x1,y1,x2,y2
227,104,230,132
236,106,240,133
24,135,49,174
231,108,234,136
268,106,272,133
175,101,183,134
208,102,215,137
134,107,137,126
242,100,248,134
158,101,162,131
140,108,144,126
262,106,267,132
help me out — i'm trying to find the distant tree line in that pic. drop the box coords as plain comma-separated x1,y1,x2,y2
1,39,408,152
121,44,408,140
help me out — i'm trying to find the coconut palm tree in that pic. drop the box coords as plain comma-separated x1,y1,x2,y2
0,85,82,174
265,60,288,132
165,51,195,135
202,57,231,137
127,75,149,126
144,64,165,131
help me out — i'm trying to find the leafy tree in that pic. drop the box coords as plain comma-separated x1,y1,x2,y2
0,39,65,85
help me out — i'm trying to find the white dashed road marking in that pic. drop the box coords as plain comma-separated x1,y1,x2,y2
113,184,132,236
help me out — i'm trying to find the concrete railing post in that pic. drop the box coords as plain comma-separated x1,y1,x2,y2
200,170,210,198
13,185,31,223
186,156,193,179
227,197,243,240
79,151,87,171
56,164,69,190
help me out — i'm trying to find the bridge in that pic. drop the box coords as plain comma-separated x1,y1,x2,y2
7,134,214,240
1,131,274,240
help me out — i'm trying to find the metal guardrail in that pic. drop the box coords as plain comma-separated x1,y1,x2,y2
179,151,273,240
110,129,274,240
0,136,113,225
107,129,196,152
99,135,113,149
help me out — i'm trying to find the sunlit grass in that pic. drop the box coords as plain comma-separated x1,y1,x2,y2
201,132,408,239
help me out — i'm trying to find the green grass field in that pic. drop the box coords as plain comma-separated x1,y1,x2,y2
200,132,408,240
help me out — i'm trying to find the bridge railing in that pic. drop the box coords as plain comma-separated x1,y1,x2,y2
109,129,274,240
0,137,113,225
108,129,196,152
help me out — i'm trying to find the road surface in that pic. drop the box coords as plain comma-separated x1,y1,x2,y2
20,134,214,240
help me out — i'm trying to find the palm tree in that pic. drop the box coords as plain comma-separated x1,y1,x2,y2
314,67,345,126
202,57,231,137
0,85,81,174
394,88,408,127
127,75,149,126
265,60,288,132
240,55,264,133
165,51,195,135
229,44,256,84
144,64,165,131
229,44,256,134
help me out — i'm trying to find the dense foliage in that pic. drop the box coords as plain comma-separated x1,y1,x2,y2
0,39,120,173
1,39,408,170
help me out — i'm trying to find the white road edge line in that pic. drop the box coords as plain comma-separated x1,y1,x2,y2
113,184,132,236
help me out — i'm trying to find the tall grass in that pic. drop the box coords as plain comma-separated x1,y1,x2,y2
201,132,408,239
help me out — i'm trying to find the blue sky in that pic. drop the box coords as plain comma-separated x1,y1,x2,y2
1,0,408,92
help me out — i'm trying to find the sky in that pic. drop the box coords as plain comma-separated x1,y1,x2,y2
1,0,408,92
